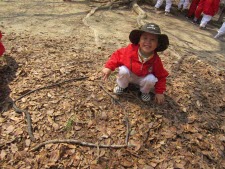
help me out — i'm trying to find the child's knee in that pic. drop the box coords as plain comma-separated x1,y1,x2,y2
118,66,130,76
144,74,158,85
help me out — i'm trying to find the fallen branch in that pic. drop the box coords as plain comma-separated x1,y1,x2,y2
12,76,88,142
14,76,88,102
30,139,133,151
13,102,35,141
124,116,130,145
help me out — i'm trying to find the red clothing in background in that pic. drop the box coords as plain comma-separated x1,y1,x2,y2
0,32,5,56
105,44,169,94
195,0,220,19
187,0,200,17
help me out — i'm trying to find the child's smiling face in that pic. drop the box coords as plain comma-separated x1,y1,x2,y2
139,32,158,56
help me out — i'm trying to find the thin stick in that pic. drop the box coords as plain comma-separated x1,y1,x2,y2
14,76,88,102
30,139,133,151
124,116,130,145
13,102,35,141
98,84,123,107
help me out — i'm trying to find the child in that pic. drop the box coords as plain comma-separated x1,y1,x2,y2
214,22,225,41
178,0,190,12
187,0,200,18
154,0,173,15
192,0,220,28
102,23,169,104
0,31,5,57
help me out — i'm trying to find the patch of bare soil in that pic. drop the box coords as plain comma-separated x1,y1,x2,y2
0,0,225,169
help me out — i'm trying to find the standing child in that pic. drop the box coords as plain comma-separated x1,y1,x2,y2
214,22,225,41
102,23,169,103
192,0,220,28
0,31,5,57
155,0,173,15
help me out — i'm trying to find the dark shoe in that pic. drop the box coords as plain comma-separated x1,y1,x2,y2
141,93,151,102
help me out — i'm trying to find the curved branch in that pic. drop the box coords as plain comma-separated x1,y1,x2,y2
131,0,147,27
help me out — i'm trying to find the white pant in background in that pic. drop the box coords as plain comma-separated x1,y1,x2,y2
155,0,172,12
178,0,190,10
214,22,225,38
200,14,212,27
116,66,158,94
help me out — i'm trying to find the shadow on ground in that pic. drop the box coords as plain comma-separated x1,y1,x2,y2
0,55,18,112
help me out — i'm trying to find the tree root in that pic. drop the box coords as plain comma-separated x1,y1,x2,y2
131,0,147,27
30,139,134,151
82,0,132,48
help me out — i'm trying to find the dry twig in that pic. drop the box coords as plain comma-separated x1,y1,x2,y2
30,139,133,151
124,116,130,145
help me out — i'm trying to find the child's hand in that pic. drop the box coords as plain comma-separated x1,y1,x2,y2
154,94,165,104
102,68,112,80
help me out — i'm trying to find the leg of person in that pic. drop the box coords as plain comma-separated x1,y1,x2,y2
187,0,200,18
178,0,185,10
139,74,158,102
199,14,212,28
183,0,190,10
155,0,164,10
114,66,130,94
194,0,204,19
165,0,172,14
214,22,225,39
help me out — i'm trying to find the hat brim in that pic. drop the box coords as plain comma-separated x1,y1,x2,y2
129,30,169,52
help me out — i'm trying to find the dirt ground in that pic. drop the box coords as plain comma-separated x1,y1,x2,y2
0,0,225,169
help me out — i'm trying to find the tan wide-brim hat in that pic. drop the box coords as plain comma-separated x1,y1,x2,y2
129,23,169,52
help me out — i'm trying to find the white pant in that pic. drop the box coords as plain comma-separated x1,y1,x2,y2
116,66,158,94
178,0,190,10
200,14,212,27
214,22,225,38
155,0,172,12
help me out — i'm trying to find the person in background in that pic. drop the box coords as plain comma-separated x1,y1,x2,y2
192,0,220,29
154,0,173,16
178,0,190,15
102,23,169,103
187,0,200,19
0,31,5,57
214,22,225,41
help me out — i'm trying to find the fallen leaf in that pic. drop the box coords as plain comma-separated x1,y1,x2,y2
25,139,31,147
50,150,60,162
121,159,133,167
6,125,15,134
0,150,7,160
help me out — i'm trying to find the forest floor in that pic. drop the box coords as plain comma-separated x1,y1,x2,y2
0,0,225,169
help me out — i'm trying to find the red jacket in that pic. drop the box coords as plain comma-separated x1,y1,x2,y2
197,0,220,16
105,44,169,94
0,32,5,56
